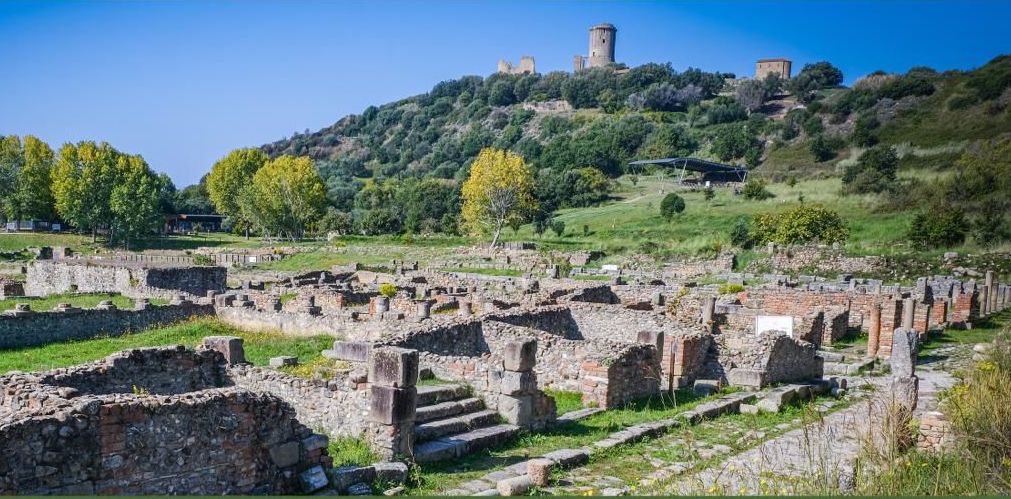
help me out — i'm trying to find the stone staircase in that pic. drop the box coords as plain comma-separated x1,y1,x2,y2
413,384,520,463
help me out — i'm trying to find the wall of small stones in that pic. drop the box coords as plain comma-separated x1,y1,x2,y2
228,365,371,438
25,260,226,299
0,303,214,350
0,347,329,495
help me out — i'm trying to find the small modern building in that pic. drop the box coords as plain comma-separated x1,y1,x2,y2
164,214,226,233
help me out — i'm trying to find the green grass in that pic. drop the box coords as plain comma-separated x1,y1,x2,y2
0,292,167,312
545,389,585,415
409,389,711,494
919,309,1011,357
0,317,334,373
438,267,523,277
328,435,381,468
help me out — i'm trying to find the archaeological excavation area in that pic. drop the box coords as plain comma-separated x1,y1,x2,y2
1,246,1009,496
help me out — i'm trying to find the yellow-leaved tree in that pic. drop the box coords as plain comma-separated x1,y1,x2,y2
461,148,535,248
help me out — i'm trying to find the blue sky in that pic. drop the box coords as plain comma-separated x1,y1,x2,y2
2,0,1010,186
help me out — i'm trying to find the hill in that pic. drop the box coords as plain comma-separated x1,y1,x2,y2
250,56,1011,254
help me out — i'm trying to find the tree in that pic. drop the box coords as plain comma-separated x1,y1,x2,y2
110,154,162,249
703,186,716,202
791,62,844,103
742,179,775,200
52,141,121,241
907,204,968,250
809,135,834,162
752,205,849,245
242,156,327,241
461,148,536,247
0,135,55,222
842,145,898,194
551,220,566,237
207,148,267,219
735,79,768,113
639,125,698,160
660,193,686,220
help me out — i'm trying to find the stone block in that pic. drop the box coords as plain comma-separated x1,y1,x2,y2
270,356,298,368
527,458,554,487
542,447,590,467
693,379,721,396
637,330,664,353
499,394,534,426
497,475,533,496
373,462,409,484
369,385,417,424
202,335,245,364
503,339,537,372
369,347,419,388
302,433,329,452
300,465,330,493
330,466,377,493
726,368,765,388
500,370,537,395
333,341,373,363
890,375,918,411
739,403,759,415
890,328,918,378
268,441,300,468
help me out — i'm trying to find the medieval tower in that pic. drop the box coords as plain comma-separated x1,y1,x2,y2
574,23,617,71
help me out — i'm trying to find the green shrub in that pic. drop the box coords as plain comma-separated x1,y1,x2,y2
907,205,968,250
752,205,849,245
378,283,397,298
729,217,753,248
718,283,745,294
842,145,898,194
660,193,686,220
551,220,566,237
741,179,775,200
192,254,215,266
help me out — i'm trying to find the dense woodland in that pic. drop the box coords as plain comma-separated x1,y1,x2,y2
2,55,1010,249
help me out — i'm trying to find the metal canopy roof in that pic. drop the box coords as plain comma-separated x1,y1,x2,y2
627,157,748,182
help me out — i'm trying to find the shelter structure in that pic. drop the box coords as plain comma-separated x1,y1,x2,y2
627,157,748,185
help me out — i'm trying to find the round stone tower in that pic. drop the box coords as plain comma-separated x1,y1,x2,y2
587,23,616,68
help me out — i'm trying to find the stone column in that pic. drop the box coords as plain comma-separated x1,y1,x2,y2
415,300,431,319
984,270,994,316
700,296,716,330
367,347,418,460
202,336,246,364
374,295,390,314
901,298,915,330
497,339,554,429
889,328,920,450
867,303,881,358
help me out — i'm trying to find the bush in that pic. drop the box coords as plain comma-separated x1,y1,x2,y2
843,145,898,194
718,283,745,294
660,193,686,220
752,205,849,245
378,283,397,298
551,220,566,237
703,186,716,201
907,205,968,250
729,217,753,248
742,179,775,200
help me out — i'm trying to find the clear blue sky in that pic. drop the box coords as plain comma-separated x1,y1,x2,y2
3,0,1009,186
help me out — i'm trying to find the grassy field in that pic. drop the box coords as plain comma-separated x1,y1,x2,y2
499,175,920,258
0,292,167,312
0,317,333,373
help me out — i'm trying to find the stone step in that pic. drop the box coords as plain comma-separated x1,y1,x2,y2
415,397,484,424
415,409,501,443
416,384,471,407
414,424,520,463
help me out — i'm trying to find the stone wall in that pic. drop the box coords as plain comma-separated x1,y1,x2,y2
25,260,226,299
0,303,214,350
0,347,329,495
229,365,371,438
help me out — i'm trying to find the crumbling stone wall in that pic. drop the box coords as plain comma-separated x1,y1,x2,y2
229,365,371,438
26,260,225,299
0,347,329,495
705,330,822,387
0,303,214,349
